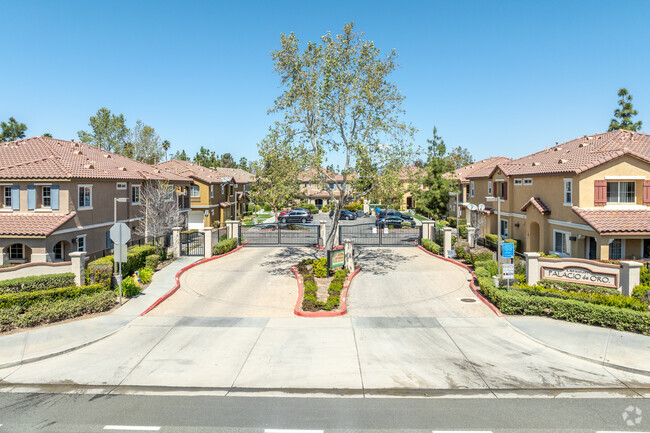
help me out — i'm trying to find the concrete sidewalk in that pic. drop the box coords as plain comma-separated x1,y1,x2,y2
506,316,650,374
0,256,199,369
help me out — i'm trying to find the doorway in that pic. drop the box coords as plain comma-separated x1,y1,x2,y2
529,222,540,252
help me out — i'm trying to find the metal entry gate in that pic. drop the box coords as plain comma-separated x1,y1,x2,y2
339,223,421,246
180,230,205,256
240,223,319,246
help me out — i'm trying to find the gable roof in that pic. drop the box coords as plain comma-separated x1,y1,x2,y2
520,197,551,215
573,207,650,235
0,137,188,182
214,167,255,183
451,157,512,182
492,130,650,178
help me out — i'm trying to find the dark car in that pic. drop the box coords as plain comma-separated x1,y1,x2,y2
397,211,414,221
293,207,313,220
355,209,366,218
279,210,311,224
329,209,357,220
375,215,416,228
378,209,402,219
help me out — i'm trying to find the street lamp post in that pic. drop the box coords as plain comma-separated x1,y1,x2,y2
448,191,460,223
486,196,504,264
113,197,129,277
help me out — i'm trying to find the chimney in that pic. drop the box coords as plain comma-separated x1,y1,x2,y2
71,139,75,142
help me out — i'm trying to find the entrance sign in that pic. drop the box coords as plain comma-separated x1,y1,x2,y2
541,264,617,288
327,249,345,276
502,242,514,259
502,264,515,279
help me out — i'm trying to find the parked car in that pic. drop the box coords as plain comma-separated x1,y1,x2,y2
279,210,311,224
329,209,358,220
375,215,416,228
293,207,313,220
397,211,414,221
355,209,366,218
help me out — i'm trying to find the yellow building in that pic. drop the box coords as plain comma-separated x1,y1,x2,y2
463,130,650,260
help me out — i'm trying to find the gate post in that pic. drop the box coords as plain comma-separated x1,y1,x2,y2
203,227,213,259
69,251,86,286
443,227,453,258
620,261,642,296
467,227,477,248
421,221,434,241
226,220,239,241
172,227,182,258
524,252,540,286
343,239,355,273
319,220,327,247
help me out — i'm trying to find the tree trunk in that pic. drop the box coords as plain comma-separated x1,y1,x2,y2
326,202,342,250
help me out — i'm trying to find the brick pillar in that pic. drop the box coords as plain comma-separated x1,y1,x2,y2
467,227,477,248
443,227,453,258
524,252,540,286
203,227,213,259
69,251,87,286
319,220,327,247
172,227,181,258
620,261,642,296
343,239,355,273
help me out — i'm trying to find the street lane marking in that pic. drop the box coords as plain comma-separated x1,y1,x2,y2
265,430,324,433
103,427,160,431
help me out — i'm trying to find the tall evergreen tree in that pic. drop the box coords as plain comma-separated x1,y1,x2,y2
608,88,642,132
77,107,129,152
0,117,27,142
413,127,455,219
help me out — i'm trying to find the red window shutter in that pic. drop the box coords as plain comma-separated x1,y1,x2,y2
644,180,650,205
493,182,497,197
594,180,607,206
503,182,508,200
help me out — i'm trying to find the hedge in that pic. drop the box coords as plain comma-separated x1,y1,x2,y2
447,217,457,228
86,244,156,285
213,238,237,255
421,239,441,255
514,283,647,312
145,254,160,270
485,233,498,244
300,261,348,311
537,279,620,296
0,283,106,309
458,225,468,238
475,260,498,277
0,273,76,294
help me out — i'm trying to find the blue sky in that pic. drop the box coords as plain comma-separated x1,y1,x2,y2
2,0,649,164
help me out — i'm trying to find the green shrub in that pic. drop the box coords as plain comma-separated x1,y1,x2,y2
471,251,493,265
214,238,237,255
447,217,457,228
513,284,646,312
514,258,526,275
514,274,526,284
0,273,76,294
137,267,154,285
475,260,498,277
485,233,498,244
219,233,228,242
539,252,560,258
421,239,441,255
641,266,650,286
343,202,362,212
475,267,492,280
458,225,468,238
458,218,467,226
120,276,140,297
86,244,156,281
333,269,347,279
313,257,328,278
0,284,106,309
436,220,450,228
298,202,318,212
145,254,160,270
631,285,650,304
455,246,467,260
537,279,620,296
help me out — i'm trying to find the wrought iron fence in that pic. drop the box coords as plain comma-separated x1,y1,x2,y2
339,223,421,247
180,230,205,256
240,223,318,246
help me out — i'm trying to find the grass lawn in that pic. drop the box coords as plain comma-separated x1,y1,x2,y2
243,213,272,226
413,213,432,222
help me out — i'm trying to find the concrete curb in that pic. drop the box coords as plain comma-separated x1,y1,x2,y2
416,244,503,317
140,242,248,316
292,264,362,317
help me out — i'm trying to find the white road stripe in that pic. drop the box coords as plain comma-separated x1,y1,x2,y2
103,426,160,431
264,430,324,433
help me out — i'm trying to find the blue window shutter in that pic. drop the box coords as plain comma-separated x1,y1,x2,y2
51,185,60,210
106,230,112,249
27,185,36,210
11,185,19,210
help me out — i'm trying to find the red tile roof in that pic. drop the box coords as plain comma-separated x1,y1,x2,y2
520,197,551,215
156,160,231,184
298,167,345,182
0,137,188,182
572,207,650,235
214,167,255,183
494,130,650,177
450,157,512,182
0,212,76,237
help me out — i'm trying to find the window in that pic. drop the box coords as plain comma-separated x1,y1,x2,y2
643,239,650,259
523,178,533,185
190,186,200,198
78,185,92,208
131,185,141,204
470,181,475,198
53,241,63,260
210,185,214,199
514,179,522,186
487,181,492,195
77,235,86,252
500,219,509,239
42,186,51,208
607,181,635,203
554,230,570,255
563,179,572,206
9,244,24,260
116,182,127,190
609,239,623,260
3,186,11,208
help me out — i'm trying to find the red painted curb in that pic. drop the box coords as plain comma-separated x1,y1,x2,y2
292,265,362,317
416,244,503,317
315,245,343,250
140,242,248,316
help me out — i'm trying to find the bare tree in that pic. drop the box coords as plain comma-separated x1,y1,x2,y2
136,181,183,250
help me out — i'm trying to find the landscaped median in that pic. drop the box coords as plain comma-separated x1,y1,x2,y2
292,257,361,317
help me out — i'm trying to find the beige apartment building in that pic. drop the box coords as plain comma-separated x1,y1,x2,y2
298,168,344,210
462,130,650,260
0,137,190,265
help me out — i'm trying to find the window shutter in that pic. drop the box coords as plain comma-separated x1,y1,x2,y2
51,185,59,210
503,182,508,200
106,230,112,249
27,185,36,210
493,182,497,197
11,185,19,210
644,180,650,205
594,180,607,206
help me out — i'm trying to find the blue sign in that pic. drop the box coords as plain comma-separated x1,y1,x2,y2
502,242,515,259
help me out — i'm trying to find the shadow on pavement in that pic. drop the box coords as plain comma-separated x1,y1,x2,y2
355,247,419,275
258,247,320,276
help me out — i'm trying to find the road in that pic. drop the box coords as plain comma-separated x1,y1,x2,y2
0,393,649,432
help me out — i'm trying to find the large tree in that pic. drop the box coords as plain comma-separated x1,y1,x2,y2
269,22,415,249
446,146,474,170
413,127,456,219
162,140,171,161
608,88,642,132
78,107,129,152
136,181,183,250
172,149,190,161
129,120,164,164
0,117,27,142
193,146,218,167
249,124,304,222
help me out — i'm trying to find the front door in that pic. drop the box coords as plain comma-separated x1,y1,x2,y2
587,237,597,260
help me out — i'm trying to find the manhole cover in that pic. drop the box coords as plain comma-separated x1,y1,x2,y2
460,297,477,303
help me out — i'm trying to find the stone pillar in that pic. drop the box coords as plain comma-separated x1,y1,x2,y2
0,249,5,266
226,220,240,240
172,227,182,258
465,207,471,224
69,251,87,286
421,221,434,241
203,227,213,259
524,252,541,286
620,261,642,296
319,220,327,247
443,227,453,258
467,227,477,248
363,203,370,215
343,239,355,273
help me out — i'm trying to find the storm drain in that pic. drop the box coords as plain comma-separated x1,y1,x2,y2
459,297,478,303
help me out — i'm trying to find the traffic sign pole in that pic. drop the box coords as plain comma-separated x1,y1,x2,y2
119,228,122,306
